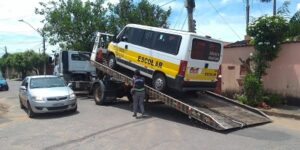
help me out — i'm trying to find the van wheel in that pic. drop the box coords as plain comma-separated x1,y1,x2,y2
152,73,167,92
107,54,117,69
93,82,105,105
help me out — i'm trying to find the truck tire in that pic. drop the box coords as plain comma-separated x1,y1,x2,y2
93,81,105,105
107,54,117,69
127,92,133,103
152,73,167,92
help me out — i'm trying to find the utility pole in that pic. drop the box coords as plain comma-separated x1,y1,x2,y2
185,0,196,33
273,0,276,16
42,30,46,75
246,0,250,31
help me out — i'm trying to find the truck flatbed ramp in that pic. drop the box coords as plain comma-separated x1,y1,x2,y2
91,60,271,130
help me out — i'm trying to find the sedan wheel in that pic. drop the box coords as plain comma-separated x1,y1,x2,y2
27,102,36,118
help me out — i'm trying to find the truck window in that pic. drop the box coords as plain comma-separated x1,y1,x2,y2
191,39,221,62
153,32,181,55
71,54,89,61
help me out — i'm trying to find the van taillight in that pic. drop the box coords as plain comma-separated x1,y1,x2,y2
178,60,188,77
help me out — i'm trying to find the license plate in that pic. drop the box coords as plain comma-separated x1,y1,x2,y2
53,103,64,107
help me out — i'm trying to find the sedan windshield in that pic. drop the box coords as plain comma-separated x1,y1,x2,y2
30,77,66,89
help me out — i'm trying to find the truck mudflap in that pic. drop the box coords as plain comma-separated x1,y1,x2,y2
90,60,271,131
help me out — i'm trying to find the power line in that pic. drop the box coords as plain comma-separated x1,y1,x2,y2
206,0,242,40
181,16,187,30
173,6,185,29
159,0,176,7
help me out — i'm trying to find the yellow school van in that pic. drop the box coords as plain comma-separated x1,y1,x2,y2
107,24,223,92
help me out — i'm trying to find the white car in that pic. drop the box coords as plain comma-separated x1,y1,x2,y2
19,75,77,118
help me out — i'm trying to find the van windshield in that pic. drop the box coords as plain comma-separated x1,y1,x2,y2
191,39,221,62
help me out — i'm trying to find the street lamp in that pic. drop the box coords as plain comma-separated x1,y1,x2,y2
18,19,47,75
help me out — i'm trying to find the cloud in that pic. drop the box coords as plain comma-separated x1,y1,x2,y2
297,3,300,11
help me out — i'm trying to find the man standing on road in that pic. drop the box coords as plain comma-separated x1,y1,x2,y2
131,69,145,118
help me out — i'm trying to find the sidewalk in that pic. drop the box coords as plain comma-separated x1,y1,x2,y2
260,105,300,120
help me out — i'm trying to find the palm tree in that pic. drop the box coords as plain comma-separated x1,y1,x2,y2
261,0,276,16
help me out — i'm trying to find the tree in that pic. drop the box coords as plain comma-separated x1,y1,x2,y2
288,11,300,40
260,0,276,16
1,51,45,78
247,15,288,79
36,0,108,51
107,0,171,34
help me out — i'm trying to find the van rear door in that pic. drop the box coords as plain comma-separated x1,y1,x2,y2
185,38,222,82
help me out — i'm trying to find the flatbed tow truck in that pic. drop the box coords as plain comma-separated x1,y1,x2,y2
90,32,271,131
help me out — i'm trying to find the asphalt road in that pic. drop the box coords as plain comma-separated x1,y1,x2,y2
0,80,300,150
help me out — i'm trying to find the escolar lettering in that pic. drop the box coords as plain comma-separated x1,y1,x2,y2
137,56,163,68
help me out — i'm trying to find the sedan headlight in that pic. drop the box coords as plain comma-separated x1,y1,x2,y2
70,93,76,100
32,96,44,101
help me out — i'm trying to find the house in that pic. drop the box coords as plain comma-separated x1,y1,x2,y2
221,40,300,106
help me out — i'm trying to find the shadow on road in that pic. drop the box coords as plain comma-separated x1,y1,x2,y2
99,100,214,131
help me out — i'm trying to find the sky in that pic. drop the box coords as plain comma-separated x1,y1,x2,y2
0,0,299,57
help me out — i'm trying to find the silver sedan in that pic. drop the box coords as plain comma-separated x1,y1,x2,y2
19,75,77,118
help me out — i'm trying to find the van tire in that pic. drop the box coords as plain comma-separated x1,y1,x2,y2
152,73,167,92
107,54,117,69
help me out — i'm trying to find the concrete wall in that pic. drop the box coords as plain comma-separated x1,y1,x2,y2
222,42,300,99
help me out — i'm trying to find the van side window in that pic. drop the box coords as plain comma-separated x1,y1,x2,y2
141,30,154,48
128,28,144,45
191,39,221,62
153,32,181,55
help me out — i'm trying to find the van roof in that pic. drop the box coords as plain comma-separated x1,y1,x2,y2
126,24,223,43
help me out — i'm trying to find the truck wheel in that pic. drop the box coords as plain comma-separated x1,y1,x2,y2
152,73,167,92
108,54,117,69
127,92,133,103
93,81,105,105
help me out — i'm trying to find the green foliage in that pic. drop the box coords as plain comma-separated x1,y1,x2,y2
0,50,45,77
261,91,282,106
243,73,263,106
247,15,288,79
107,0,171,34
36,0,171,51
288,11,300,39
236,94,248,105
36,0,108,51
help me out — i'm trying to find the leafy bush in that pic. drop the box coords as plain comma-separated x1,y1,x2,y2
222,90,239,99
261,92,283,106
235,94,248,104
243,73,263,106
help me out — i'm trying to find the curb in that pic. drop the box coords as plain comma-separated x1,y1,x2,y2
260,109,300,120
